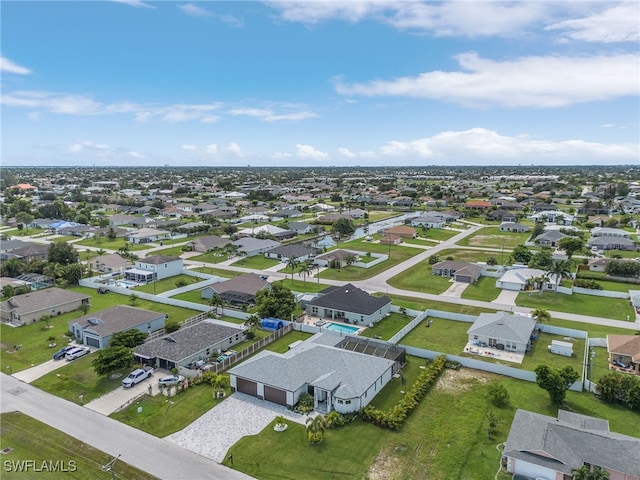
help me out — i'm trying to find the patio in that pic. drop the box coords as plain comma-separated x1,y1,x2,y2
463,342,524,364
300,314,368,335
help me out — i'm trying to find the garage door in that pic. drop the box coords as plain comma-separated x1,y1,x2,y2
85,336,100,348
236,377,257,396
264,385,287,405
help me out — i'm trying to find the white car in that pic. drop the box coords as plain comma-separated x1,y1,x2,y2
65,346,90,361
157,374,185,388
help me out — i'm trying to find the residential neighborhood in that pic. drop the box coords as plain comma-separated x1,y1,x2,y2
1,165,640,480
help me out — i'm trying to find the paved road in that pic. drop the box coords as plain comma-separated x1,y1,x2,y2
0,373,254,480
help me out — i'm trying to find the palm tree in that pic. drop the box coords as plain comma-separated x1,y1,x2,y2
344,254,357,268
286,256,299,284
298,263,314,285
305,414,327,443
547,260,573,293
316,264,321,287
530,308,551,324
571,466,610,480
209,293,224,316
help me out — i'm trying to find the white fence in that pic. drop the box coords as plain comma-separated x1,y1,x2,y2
573,287,629,299
388,309,429,344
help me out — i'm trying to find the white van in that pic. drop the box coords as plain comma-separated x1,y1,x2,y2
65,346,90,361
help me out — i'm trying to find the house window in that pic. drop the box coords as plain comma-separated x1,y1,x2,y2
337,400,343,404
473,335,478,340
345,400,351,404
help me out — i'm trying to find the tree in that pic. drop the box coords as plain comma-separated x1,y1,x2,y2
486,382,510,407
528,248,553,270
331,217,355,237
510,245,532,265
209,293,224,316
243,314,260,339
534,364,580,405
530,308,551,324
286,256,299,284
128,293,139,306
486,256,497,266
571,466,610,480
547,260,573,292
558,237,585,260
306,414,327,443
48,242,79,266
109,329,148,348
39,314,52,329
14,212,34,232
486,411,499,439
0,258,24,278
91,346,134,376
532,221,545,238
344,254,357,268
298,263,314,285
62,263,84,285
255,283,295,320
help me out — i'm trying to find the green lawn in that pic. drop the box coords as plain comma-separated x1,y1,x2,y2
144,245,187,257
461,276,502,302
134,274,203,294
31,353,125,405
0,412,158,480
358,312,414,341
401,237,437,246
387,262,455,294
604,250,639,259
421,228,459,241
272,278,329,293
575,270,639,293
435,248,506,263
75,237,148,251
456,226,531,249
110,381,231,437
189,266,239,277
6,228,45,237
263,330,313,353
383,293,499,316
171,288,210,305
187,251,230,264
516,291,635,321
231,256,281,269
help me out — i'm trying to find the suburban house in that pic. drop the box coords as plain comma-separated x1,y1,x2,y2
228,332,404,413
134,320,245,370
382,225,417,238
68,305,166,349
0,287,91,325
588,235,636,251
0,243,49,262
496,267,551,291
108,214,140,227
124,255,183,283
89,253,131,275
529,210,575,225
288,221,314,235
591,227,632,239
533,230,568,248
503,409,640,480
231,237,281,257
431,260,483,284
314,249,364,268
488,210,517,222
607,335,640,375
464,200,492,210
410,215,446,229
189,235,230,253
306,283,391,326
466,312,536,354
379,234,402,245
238,224,296,240
265,244,320,263
126,227,171,244
498,222,529,233
270,208,303,221
200,273,270,307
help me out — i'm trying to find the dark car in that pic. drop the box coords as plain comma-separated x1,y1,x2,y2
52,345,75,360
614,358,630,369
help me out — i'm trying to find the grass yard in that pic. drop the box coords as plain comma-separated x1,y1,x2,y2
383,293,499,316
575,270,639,293
231,255,281,270
0,412,158,480
6,228,46,237
264,330,313,353
435,248,505,263
271,278,330,293
189,266,239,277
422,228,459,241
358,312,414,341
50,235,78,243
320,243,423,281
144,245,187,257
367,211,403,223
75,237,148,251
461,276,502,302
134,274,204,294
110,381,231,437
171,288,210,305
401,237,437,246
228,364,640,480
31,353,124,405
516,291,635,321
186,251,230,263
456,226,531,249
387,261,455,294
604,250,639,259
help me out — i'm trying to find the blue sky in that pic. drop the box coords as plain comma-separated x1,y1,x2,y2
2,1,639,167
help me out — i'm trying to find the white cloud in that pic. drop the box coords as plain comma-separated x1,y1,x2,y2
267,1,548,37
335,52,639,108
27,112,41,122
205,144,218,155
2,90,222,122
228,107,317,122
181,144,197,152
225,142,243,157
337,147,356,158
111,0,155,9
178,4,212,17
68,140,110,154
181,142,243,158
296,144,328,160
128,151,144,158
359,128,639,162
1,56,32,74
545,2,639,43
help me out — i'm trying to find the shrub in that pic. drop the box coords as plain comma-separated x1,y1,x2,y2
574,279,602,290
486,382,510,407
296,393,314,413
596,372,640,410
175,279,188,288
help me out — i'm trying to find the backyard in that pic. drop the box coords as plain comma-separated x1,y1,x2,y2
387,261,455,295
456,226,531,249
358,312,414,341
134,274,205,294
231,255,281,270
516,291,635,321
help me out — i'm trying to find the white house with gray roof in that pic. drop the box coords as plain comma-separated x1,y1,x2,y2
125,255,183,282
134,320,245,371
306,283,392,326
0,287,91,325
231,237,280,257
467,312,536,354
228,332,396,413
504,409,640,480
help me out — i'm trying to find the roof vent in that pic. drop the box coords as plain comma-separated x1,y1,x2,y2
164,336,176,343
88,317,100,325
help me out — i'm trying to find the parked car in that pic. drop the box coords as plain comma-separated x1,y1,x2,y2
217,350,237,362
65,346,90,361
614,358,631,369
52,345,75,360
122,366,154,388
157,374,185,388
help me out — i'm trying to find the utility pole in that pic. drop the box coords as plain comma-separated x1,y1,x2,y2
100,454,121,480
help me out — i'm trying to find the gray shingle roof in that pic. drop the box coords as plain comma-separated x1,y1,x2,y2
205,273,268,296
134,320,244,363
139,254,181,265
69,305,165,337
308,283,391,316
504,409,640,476
1,287,90,315
467,312,536,344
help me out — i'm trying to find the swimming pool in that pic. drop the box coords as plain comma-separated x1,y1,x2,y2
324,322,360,335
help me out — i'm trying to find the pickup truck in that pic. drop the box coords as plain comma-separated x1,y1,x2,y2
122,366,154,388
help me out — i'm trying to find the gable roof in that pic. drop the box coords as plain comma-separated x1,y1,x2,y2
191,235,229,249
267,244,320,258
69,305,164,337
504,409,640,476
467,312,536,344
608,335,640,362
0,287,90,315
204,273,269,296
498,267,547,286
232,237,280,252
138,254,181,265
309,283,391,315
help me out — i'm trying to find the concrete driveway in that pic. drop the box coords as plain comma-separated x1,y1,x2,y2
12,343,95,384
441,281,469,298
492,289,519,306
85,371,165,416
